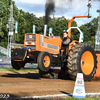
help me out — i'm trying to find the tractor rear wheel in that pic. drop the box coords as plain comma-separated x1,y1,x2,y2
67,43,97,81
11,60,25,70
37,52,51,72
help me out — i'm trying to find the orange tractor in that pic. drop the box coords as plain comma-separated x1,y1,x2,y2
11,14,100,81
11,1,100,81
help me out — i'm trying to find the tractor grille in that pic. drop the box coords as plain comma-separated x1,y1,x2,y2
26,35,36,41
40,35,43,46
25,46,36,49
47,44,59,50
40,35,59,50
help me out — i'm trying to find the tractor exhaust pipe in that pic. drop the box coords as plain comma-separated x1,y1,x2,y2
44,24,47,36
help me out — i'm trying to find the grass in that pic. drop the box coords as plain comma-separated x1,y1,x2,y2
41,97,100,100
0,68,39,71
0,63,38,65
0,63,11,64
66,97,100,100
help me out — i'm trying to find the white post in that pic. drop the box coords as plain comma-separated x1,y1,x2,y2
44,25,47,36
33,25,35,34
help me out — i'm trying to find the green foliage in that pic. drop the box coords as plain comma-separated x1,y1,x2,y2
0,0,99,48
67,97,100,100
80,17,98,47
41,97,100,100
48,16,69,38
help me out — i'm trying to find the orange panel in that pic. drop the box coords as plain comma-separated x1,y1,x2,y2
39,35,62,54
43,35,62,46
24,33,63,55
69,40,79,50
36,34,40,50
94,53,100,77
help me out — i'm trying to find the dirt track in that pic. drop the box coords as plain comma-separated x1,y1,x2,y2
0,71,100,98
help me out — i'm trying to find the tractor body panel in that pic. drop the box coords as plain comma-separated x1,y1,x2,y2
11,33,63,65
11,33,80,64
24,33,62,55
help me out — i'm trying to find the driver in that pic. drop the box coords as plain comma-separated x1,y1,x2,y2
61,31,71,56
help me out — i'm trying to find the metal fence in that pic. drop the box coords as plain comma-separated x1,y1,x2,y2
0,44,24,57
0,46,8,56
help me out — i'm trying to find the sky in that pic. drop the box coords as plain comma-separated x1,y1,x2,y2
13,0,100,26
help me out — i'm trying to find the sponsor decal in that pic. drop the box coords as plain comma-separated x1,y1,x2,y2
75,88,83,94
44,36,52,40
29,35,32,39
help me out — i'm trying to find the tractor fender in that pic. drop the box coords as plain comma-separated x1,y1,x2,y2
69,40,80,50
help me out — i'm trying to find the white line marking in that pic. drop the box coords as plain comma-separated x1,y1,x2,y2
15,93,100,99
21,94,72,99
86,93,100,95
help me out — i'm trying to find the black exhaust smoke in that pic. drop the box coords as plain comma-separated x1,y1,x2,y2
45,0,55,24
44,0,55,36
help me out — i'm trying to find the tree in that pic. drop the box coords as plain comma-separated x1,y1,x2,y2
79,17,98,47
0,0,98,49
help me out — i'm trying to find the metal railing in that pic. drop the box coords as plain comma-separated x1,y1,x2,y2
0,44,24,57
0,46,8,56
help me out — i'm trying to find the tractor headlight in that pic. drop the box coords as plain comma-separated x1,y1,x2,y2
25,42,28,45
32,42,35,45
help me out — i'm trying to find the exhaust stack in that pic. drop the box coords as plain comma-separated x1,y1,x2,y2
44,24,47,36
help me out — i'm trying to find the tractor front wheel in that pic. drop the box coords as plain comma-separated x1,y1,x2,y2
11,60,25,70
37,52,51,72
